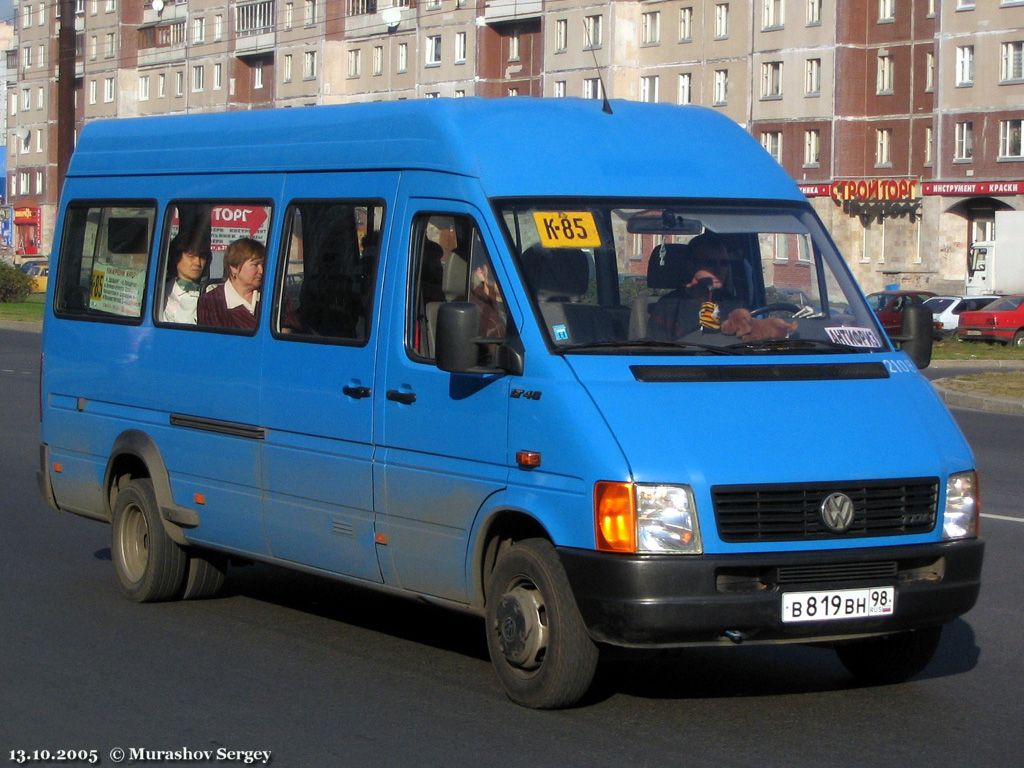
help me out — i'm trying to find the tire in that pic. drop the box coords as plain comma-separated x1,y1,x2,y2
111,479,188,602
181,550,228,600
484,538,599,709
1012,331,1024,349
835,626,942,685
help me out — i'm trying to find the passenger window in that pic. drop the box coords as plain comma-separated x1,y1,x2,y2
156,202,272,331
54,202,155,321
409,214,508,365
273,201,384,343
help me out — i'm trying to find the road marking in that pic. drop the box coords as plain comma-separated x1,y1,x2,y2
981,513,1024,523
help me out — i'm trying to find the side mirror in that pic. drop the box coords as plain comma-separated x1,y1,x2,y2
436,302,524,375
895,304,933,369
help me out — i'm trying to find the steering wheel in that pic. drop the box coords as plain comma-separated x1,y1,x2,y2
750,303,801,317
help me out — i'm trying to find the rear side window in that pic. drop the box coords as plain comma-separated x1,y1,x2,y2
272,200,384,343
54,202,156,321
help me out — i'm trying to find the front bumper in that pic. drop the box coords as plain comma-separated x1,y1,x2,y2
559,540,983,648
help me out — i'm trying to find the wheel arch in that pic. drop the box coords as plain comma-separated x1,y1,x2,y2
468,506,553,613
104,430,190,546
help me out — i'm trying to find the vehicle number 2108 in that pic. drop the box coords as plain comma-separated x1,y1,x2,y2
781,586,895,623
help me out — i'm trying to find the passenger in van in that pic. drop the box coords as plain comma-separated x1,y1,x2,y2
160,234,209,324
197,237,265,330
649,232,734,340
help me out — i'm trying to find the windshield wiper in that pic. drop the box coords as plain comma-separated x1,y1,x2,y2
723,338,869,354
559,339,735,355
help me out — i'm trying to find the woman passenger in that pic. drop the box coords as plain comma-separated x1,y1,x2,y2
197,238,265,330
161,234,208,324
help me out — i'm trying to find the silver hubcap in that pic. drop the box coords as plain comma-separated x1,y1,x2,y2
495,583,549,671
119,503,150,583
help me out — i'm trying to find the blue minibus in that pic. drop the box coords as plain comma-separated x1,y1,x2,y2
39,99,982,708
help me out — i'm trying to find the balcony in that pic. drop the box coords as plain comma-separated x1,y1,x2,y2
484,0,541,24
137,20,187,67
236,0,276,56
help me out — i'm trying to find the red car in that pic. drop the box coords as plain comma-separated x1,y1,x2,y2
866,290,937,336
957,295,1024,347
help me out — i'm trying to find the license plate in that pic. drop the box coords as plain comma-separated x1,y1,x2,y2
966,330,982,336
781,586,895,623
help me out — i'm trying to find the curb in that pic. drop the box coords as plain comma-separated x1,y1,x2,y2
932,378,1024,416
0,319,42,333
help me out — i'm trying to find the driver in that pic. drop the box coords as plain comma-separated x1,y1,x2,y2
649,232,733,340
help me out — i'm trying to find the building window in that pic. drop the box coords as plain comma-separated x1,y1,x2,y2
348,49,361,78
879,0,895,22
22,46,31,70
455,32,467,64
805,58,821,95
35,172,43,194
762,0,784,30
999,119,1024,158
556,19,568,52
158,73,166,98
36,86,43,109
304,50,318,79
285,2,293,30
761,131,783,162
714,69,728,104
807,0,821,25
640,75,659,103
103,33,113,58
876,54,894,94
583,77,603,100
925,51,935,92
139,76,150,101
554,80,566,98
214,15,223,41
642,11,661,45
35,128,42,152
105,0,116,11
956,0,974,9
875,128,892,166
304,0,317,25
192,65,204,92
193,17,205,43
803,129,820,166
761,61,783,99
254,61,264,90
89,36,97,60
21,88,30,111
398,43,408,73
283,54,293,83
426,35,442,66
508,87,519,97
454,90,466,98
509,30,520,62
956,46,974,86
214,63,223,90
584,15,603,48
678,72,692,104
679,7,693,41
373,46,384,76
714,4,729,39
1000,42,1024,82
104,77,115,103
924,125,933,165
954,121,974,161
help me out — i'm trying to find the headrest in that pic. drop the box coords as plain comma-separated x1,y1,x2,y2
521,246,589,298
646,243,688,289
442,253,468,300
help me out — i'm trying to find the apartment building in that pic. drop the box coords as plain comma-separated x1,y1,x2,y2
5,0,1023,294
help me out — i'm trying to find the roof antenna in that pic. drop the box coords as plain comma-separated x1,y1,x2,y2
583,20,613,115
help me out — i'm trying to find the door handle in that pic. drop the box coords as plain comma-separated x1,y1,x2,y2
386,389,417,405
342,385,371,399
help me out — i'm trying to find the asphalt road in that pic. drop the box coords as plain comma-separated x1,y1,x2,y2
2,327,1022,768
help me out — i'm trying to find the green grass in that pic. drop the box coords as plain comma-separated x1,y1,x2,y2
939,372,1024,399
931,338,1024,361
0,293,44,323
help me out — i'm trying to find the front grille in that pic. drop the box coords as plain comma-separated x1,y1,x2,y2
713,478,938,543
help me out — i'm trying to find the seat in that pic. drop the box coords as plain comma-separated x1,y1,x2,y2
630,243,689,339
423,252,469,357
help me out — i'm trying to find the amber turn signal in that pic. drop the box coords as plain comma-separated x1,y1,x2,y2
594,481,636,553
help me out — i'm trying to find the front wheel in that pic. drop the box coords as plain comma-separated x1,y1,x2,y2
835,626,942,685
1012,331,1024,349
485,539,598,709
111,479,188,602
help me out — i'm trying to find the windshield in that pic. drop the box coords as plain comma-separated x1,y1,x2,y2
496,200,887,355
923,297,955,313
984,296,1024,312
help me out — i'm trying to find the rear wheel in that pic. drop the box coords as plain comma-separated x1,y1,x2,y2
835,626,942,685
111,479,187,602
485,538,598,709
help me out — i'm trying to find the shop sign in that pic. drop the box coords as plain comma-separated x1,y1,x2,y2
921,181,1024,196
831,178,919,202
798,184,833,197
14,207,41,225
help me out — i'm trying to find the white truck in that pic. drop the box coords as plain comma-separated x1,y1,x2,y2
966,210,1024,296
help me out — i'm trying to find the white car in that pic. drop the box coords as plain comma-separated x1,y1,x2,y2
924,295,999,336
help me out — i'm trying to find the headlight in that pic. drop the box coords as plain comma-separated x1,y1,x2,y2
942,471,979,540
595,482,702,555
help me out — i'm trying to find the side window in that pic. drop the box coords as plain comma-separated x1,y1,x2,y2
156,201,272,331
409,213,508,365
273,200,384,343
54,202,155,321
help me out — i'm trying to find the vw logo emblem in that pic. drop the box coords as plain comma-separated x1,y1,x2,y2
820,492,856,533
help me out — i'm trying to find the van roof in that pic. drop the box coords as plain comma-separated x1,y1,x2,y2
69,98,803,201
